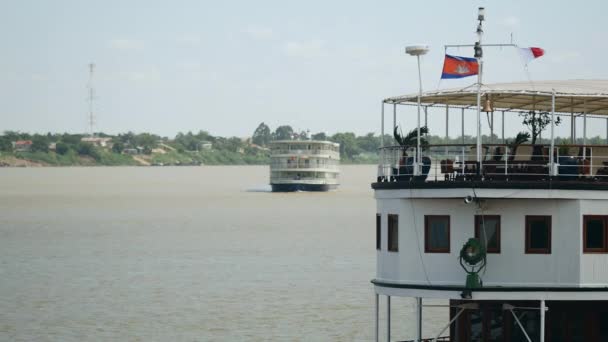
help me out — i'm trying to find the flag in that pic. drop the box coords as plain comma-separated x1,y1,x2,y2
441,54,479,79
519,47,545,65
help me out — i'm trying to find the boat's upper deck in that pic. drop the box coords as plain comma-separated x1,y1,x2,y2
375,80,608,190
270,140,340,160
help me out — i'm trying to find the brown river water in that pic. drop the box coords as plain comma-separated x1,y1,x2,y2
0,165,446,341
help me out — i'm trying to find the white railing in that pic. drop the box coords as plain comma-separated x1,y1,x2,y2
377,144,608,182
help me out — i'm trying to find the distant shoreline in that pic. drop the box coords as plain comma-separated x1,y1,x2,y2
0,153,373,168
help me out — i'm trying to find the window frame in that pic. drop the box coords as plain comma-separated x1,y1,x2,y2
376,214,381,251
583,215,608,253
387,214,399,252
424,215,451,253
475,215,501,253
525,215,552,254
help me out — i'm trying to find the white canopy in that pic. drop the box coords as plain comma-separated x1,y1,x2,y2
385,80,608,116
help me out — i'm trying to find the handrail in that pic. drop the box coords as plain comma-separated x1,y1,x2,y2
377,143,608,182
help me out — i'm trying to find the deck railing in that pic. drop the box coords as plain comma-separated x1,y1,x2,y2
377,144,608,182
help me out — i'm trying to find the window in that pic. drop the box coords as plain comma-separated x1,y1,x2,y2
583,216,608,253
525,216,552,254
425,215,450,253
376,214,381,250
475,215,500,253
388,214,398,252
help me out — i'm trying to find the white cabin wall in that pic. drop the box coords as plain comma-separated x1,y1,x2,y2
580,200,608,286
376,197,582,287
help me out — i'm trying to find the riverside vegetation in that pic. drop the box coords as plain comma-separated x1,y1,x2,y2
0,122,604,167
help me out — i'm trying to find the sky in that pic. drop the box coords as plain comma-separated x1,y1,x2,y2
2,0,608,139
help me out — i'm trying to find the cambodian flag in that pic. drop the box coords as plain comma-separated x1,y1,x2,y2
441,54,479,79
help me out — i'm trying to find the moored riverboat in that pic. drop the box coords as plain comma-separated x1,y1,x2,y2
372,8,608,342
269,140,340,192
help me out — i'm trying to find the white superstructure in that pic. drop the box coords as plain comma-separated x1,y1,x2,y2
372,80,608,340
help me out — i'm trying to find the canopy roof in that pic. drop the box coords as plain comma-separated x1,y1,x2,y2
385,80,608,116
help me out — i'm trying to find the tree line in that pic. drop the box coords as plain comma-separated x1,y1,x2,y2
1,122,607,165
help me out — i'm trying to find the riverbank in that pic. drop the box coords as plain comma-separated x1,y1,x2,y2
0,151,377,167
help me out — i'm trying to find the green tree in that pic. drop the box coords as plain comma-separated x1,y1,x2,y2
112,141,125,154
252,122,271,146
356,133,380,152
31,135,50,152
76,142,100,160
0,136,12,152
311,132,327,141
330,132,361,159
55,142,69,155
274,125,294,140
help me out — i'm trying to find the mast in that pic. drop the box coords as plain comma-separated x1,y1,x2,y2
475,7,485,175
88,63,95,137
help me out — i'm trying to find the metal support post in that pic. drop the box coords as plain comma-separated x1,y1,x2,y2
571,98,575,143
445,105,449,157
550,91,556,175
540,299,546,342
375,293,379,342
381,102,385,147
584,111,587,159
415,54,422,176
461,108,465,173
490,111,494,143
416,297,422,342
502,111,505,143
387,295,391,342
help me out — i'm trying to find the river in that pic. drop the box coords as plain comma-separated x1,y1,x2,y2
0,165,446,341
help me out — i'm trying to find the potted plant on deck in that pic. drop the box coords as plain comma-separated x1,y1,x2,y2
519,110,561,161
393,126,430,181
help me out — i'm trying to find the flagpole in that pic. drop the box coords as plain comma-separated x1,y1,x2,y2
475,7,485,177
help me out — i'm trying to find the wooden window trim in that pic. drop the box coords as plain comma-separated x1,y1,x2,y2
475,215,501,253
376,214,381,251
425,215,450,253
388,214,399,252
525,216,552,254
583,215,608,253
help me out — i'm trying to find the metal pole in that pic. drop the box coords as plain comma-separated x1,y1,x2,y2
502,111,505,143
461,108,465,144
571,98,575,143
475,14,484,175
375,293,379,342
416,297,422,342
550,91,556,175
510,309,533,342
416,55,423,176
490,111,494,143
433,308,466,342
462,108,465,173
606,118,608,144
387,295,391,342
381,102,385,147
584,100,587,148
540,299,546,342
445,105,449,157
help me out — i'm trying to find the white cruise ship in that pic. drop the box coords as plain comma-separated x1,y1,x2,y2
269,140,340,192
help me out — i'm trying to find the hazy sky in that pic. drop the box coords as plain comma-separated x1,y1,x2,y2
2,0,608,138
